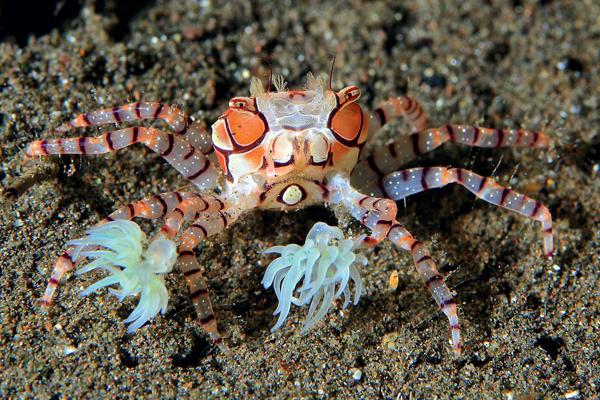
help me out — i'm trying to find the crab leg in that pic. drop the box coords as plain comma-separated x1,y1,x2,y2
25,127,218,191
368,96,428,137
154,183,260,350
330,173,461,353
353,125,549,195
381,166,554,257
57,102,213,154
41,191,195,310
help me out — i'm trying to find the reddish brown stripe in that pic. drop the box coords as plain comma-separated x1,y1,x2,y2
177,118,190,135
499,188,510,205
219,212,228,227
49,277,59,285
191,288,208,299
127,204,135,217
417,255,432,264
183,268,201,277
179,250,195,257
112,106,122,123
187,160,209,180
440,299,456,309
390,223,403,231
421,167,430,190
173,208,184,218
199,314,215,325
132,126,139,142
366,156,384,177
358,196,370,206
532,131,539,146
446,125,455,141
374,108,386,126
451,323,460,330
39,140,49,155
545,227,552,233
477,177,487,193
495,128,505,147
425,274,443,287
411,240,421,250
174,191,183,202
191,223,208,237
456,168,463,183
388,142,397,158
153,103,164,119
78,137,87,154
153,194,168,216
105,215,115,221
199,198,209,212
531,201,542,217
472,126,480,144
134,102,142,119
162,134,174,156
376,220,393,226
215,199,225,210
400,169,409,181
183,146,195,160
82,113,92,126
106,132,115,151
411,133,422,156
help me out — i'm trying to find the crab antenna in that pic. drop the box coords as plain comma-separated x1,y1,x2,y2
328,55,336,91
267,64,273,93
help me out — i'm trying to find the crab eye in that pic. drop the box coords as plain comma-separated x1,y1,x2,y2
339,86,361,105
229,98,249,109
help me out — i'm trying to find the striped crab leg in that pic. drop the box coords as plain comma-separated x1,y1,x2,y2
381,167,554,257
330,173,461,353
155,186,259,351
41,191,195,310
353,125,549,196
25,127,219,191
367,96,428,138
57,102,213,154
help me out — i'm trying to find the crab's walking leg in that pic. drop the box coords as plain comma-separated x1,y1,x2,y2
41,191,195,310
25,127,218,191
386,223,462,353
354,125,549,194
368,96,428,138
381,167,554,257
57,102,213,154
158,185,259,350
330,173,461,353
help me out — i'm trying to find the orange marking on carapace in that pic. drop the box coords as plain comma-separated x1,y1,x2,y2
331,102,363,142
225,109,266,147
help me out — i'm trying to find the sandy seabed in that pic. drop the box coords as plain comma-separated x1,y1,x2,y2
1,1,598,398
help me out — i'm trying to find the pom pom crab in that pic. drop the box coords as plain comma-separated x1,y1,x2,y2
24,72,554,354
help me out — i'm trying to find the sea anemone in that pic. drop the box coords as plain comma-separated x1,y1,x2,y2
262,222,367,333
67,220,178,333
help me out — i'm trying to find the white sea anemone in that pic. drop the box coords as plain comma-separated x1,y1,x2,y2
67,221,178,333
262,222,367,333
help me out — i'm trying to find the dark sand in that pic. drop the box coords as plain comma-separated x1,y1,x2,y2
1,1,598,398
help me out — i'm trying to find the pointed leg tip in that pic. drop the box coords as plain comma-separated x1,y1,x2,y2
452,343,462,355
212,337,230,354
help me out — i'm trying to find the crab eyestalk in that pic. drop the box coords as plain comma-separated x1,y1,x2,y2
67,221,178,333
262,222,367,333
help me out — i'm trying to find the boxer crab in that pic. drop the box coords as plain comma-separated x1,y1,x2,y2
25,73,554,354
